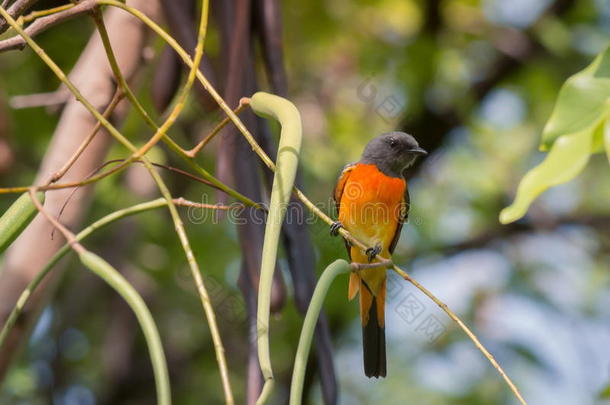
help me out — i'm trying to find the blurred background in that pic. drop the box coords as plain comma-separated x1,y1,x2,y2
1,0,610,404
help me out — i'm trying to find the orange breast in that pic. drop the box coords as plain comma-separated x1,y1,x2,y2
338,163,406,254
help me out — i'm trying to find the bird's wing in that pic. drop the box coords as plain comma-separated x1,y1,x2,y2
333,162,357,214
333,163,357,260
388,185,409,254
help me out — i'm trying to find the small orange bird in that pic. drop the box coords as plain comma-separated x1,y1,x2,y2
331,132,427,378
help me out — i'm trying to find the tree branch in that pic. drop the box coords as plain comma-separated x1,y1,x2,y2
0,0,161,381
0,0,38,34
0,0,97,52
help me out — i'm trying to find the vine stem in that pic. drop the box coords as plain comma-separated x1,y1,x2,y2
91,2,261,211
45,89,124,185
92,4,235,404
0,197,232,350
289,260,350,405
0,4,236,404
25,189,171,405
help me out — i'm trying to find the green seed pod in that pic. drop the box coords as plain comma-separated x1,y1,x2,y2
0,191,45,253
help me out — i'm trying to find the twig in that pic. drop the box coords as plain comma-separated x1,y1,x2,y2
172,197,236,210
90,6,235,403
350,259,393,271
0,7,219,398
0,0,160,382
25,189,171,405
45,89,124,185
0,0,96,52
0,198,168,349
0,0,38,34
27,188,83,252
0,196,233,354
9,89,70,109
186,99,248,157
21,3,74,23
51,156,240,238
91,3,262,211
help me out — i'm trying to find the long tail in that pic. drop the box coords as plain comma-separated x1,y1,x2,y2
363,294,386,378
351,273,386,378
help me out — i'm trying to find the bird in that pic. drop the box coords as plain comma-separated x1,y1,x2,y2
331,132,427,378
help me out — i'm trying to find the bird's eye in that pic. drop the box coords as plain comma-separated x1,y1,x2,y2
388,138,397,148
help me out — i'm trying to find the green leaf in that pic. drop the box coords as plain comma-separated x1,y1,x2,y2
605,119,610,165
600,382,610,399
501,46,610,224
541,45,610,151
500,129,593,224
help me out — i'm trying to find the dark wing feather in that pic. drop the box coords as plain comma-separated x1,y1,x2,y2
333,163,356,215
333,163,356,259
389,185,409,254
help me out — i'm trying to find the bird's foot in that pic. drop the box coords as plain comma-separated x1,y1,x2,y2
330,221,343,236
365,245,382,263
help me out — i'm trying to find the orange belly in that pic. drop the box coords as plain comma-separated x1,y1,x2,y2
338,163,406,264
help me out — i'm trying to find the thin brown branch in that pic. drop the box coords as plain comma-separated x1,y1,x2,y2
46,90,124,185
0,0,38,34
9,89,70,109
0,0,96,52
0,0,161,381
172,197,237,211
186,98,249,157
27,188,84,253
350,259,393,271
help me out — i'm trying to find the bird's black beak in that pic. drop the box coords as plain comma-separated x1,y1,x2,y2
409,146,428,156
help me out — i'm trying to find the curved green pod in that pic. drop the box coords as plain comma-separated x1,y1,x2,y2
78,250,171,405
0,191,45,253
249,92,302,405
289,260,350,405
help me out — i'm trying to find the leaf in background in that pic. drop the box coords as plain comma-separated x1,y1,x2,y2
541,46,610,151
605,119,610,165
500,128,594,224
501,46,610,224
600,382,610,399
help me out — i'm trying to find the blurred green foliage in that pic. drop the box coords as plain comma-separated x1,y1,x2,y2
1,0,610,404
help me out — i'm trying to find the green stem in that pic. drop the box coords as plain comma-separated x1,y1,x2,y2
248,92,302,405
0,5,235,404
92,6,234,404
289,260,350,405
79,250,170,405
93,1,261,210
0,198,167,350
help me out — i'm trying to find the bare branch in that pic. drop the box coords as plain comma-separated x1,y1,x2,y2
0,0,96,52
0,0,161,380
9,89,70,109
0,0,38,34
